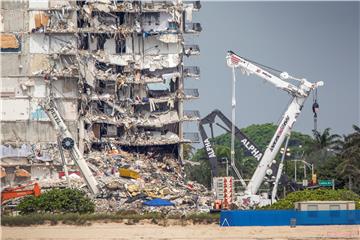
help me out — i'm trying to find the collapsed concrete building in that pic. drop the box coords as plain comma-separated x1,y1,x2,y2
0,0,201,189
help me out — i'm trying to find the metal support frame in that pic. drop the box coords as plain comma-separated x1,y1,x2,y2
271,133,291,202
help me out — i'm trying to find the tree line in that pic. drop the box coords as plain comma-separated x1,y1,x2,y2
185,124,360,195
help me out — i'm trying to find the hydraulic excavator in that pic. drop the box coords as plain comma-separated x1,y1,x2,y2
1,182,41,204
199,109,263,187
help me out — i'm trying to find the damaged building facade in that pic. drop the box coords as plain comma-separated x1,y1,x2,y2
0,0,201,188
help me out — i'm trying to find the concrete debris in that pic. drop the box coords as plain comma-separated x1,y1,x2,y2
14,167,31,178
106,131,181,146
89,149,212,214
1,144,63,164
87,110,179,127
1,145,33,159
158,34,181,43
22,149,212,215
1,167,6,178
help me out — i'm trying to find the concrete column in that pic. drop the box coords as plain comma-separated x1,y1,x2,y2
178,10,186,163
178,70,184,163
78,117,85,154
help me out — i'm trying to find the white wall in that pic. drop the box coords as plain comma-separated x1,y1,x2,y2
29,0,49,9
30,34,49,54
126,35,181,55
30,34,76,54
1,99,30,121
142,12,172,32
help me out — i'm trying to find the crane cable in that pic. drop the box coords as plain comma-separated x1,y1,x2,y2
312,89,319,132
242,55,321,133
242,57,283,76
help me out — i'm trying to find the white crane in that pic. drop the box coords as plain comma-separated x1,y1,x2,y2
226,51,324,206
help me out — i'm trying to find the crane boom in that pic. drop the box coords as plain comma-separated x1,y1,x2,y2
41,98,99,195
226,51,323,196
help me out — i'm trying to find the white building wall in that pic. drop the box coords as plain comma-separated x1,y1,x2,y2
1,99,30,121
126,35,182,55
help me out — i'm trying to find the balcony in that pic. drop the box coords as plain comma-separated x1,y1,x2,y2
185,23,202,33
183,132,200,143
184,45,200,56
184,1,202,11
183,66,200,79
183,88,199,99
183,110,200,121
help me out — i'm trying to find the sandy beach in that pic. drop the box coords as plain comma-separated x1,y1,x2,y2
2,223,360,240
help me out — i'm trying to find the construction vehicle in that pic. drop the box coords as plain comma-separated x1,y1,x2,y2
199,109,264,183
1,182,41,204
199,109,265,209
41,98,99,195
225,50,323,207
199,109,285,209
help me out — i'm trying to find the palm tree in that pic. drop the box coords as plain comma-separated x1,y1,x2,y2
182,143,195,160
215,145,231,159
336,125,360,192
336,158,360,191
312,128,341,152
305,128,341,165
346,125,360,143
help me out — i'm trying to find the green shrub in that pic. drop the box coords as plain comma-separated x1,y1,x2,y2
1,212,220,226
261,189,360,210
16,188,95,215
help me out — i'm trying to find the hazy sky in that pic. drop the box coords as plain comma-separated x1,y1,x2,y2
184,1,359,138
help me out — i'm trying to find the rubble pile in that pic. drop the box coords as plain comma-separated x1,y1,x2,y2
88,149,212,214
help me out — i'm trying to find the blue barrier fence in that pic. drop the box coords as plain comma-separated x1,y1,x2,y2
220,210,360,227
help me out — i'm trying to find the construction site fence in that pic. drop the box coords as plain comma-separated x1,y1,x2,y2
220,210,360,227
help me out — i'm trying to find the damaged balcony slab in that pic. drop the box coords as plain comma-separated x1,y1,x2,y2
182,132,200,143
28,0,75,10
1,163,65,168
85,52,182,71
29,9,77,34
184,45,200,56
87,110,180,128
184,1,202,11
31,73,79,79
77,26,134,35
124,96,177,106
88,69,171,84
182,110,200,121
185,23,202,33
183,66,200,79
81,1,140,13
182,88,200,100
97,138,185,147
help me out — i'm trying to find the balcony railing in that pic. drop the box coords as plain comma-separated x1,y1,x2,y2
183,66,200,79
184,88,199,99
185,1,201,11
183,132,200,143
184,45,200,56
185,23,202,33
183,110,200,121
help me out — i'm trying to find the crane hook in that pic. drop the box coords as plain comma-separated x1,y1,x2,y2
312,89,319,131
